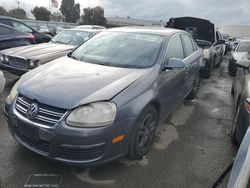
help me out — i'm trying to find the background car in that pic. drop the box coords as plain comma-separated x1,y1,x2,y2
4,27,202,166
166,17,225,78
0,23,35,50
0,28,102,75
75,25,106,30
227,126,250,188
0,16,51,43
228,40,250,75
231,57,250,144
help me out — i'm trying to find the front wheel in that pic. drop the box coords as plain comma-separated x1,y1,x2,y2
231,106,240,145
128,105,158,159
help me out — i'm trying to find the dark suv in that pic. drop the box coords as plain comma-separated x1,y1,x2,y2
0,17,51,44
166,17,225,78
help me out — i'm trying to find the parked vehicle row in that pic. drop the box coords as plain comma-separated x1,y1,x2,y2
0,28,102,75
3,27,203,166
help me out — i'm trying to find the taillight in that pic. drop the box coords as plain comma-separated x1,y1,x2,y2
25,34,36,44
244,98,250,111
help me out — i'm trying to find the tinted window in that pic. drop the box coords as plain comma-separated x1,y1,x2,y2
12,21,33,33
0,25,12,36
190,37,197,51
182,35,195,57
0,19,11,26
71,32,164,68
165,35,184,62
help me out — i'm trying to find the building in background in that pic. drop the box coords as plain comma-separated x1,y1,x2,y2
219,25,250,38
107,16,165,27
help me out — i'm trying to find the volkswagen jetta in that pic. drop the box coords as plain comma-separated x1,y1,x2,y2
4,27,202,166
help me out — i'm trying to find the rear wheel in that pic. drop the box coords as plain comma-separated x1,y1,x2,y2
187,75,200,100
129,105,158,159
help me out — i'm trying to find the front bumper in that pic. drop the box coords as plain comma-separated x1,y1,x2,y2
0,62,29,76
4,102,137,166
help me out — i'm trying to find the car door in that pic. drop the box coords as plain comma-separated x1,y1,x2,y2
0,25,14,50
212,31,224,65
181,34,199,93
158,34,187,115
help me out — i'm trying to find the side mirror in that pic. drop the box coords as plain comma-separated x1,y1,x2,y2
237,59,250,69
215,40,225,45
164,58,185,70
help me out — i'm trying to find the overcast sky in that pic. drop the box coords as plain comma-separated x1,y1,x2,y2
0,0,249,25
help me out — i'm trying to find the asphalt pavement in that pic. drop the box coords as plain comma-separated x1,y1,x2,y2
0,57,237,188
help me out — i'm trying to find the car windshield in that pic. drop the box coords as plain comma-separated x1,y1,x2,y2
70,32,164,68
51,30,91,46
236,42,250,52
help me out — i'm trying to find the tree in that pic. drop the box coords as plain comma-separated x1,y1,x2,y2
60,0,80,23
9,8,27,19
32,7,51,21
82,6,107,26
0,7,8,16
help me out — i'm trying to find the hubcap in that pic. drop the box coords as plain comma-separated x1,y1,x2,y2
138,113,156,152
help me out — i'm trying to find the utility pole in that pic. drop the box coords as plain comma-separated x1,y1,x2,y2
17,0,20,9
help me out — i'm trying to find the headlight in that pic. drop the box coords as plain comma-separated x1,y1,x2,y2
203,49,210,59
66,102,117,127
5,79,20,105
27,59,40,69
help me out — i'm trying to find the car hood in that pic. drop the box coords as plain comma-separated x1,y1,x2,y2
1,43,75,61
18,56,148,109
232,52,248,61
166,17,215,44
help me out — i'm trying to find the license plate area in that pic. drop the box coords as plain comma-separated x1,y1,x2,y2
16,120,39,141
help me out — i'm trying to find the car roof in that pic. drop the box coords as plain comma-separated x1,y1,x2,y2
0,16,19,21
106,26,185,37
64,28,103,33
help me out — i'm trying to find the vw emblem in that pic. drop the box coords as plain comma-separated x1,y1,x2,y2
27,103,39,120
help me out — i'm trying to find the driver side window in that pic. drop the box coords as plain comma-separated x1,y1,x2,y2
165,34,184,63
12,21,33,33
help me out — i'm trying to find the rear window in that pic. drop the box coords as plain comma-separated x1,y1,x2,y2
0,19,11,26
0,25,12,36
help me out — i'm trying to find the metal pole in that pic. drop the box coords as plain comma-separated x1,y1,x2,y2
17,0,20,9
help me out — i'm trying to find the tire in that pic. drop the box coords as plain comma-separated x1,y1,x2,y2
231,80,234,95
231,105,240,145
202,68,211,79
128,105,158,159
187,75,200,100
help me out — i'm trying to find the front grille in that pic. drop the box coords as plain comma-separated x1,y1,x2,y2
58,144,105,161
7,56,27,69
15,129,50,154
15,95,67,127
